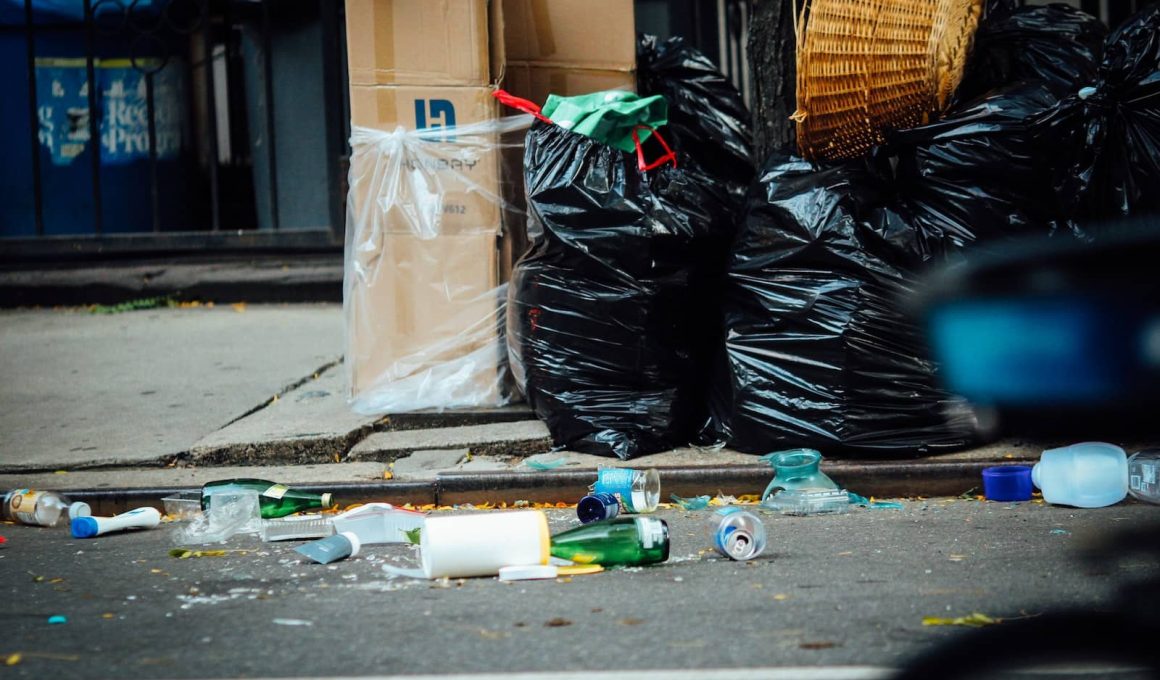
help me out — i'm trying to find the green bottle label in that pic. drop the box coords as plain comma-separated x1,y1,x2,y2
263,484,289,499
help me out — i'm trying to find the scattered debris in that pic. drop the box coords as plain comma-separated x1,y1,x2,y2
671,494,711,510
524,458,569,470
47,615,67,625
1050,529,1071,536
922,612,998,627
544,617,572,627
272,619,314,627
800,641,838,650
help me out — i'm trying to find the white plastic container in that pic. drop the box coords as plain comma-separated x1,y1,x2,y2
1032,442,1129,508
420,511,549,579
332,503,425,544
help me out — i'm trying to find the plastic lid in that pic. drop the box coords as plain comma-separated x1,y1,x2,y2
498,565,558,581
69,502,91,519
339,531,361,558
71,516,100,539
982,465,1033,502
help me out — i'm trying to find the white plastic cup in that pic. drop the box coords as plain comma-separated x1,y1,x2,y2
420,511,550,579
1032,442,1128,508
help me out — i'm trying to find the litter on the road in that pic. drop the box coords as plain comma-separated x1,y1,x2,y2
982,465,1033,502
670,494,711,511
2,489,90,528
705,508,766,561
175,491,261,545
592,468,661,513
201,479,332,519
294,532,360,565
71,507,161,539
1033,442,1128,508
576,493,620,524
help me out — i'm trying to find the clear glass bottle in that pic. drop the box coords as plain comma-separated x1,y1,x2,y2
1128,449,1160,505
705,507,767,561
201,479,332,519
550,516,669,566
2,489,90,528
593,468,661,513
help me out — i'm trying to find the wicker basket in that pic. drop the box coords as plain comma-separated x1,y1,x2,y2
794,0,983,163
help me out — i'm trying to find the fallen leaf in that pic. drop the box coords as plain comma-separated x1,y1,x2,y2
150,569,164,574
773,593,790,601
402,527,422,545
836,551,853,557
5,653,21,666
618,618,645,626
513,622,527,627
382,470,394,480
922,612,998,627
948,554,966,562
102,613,115,620
479,629,508,640
544,617,572,627
231,303,246,313
800,641,838,650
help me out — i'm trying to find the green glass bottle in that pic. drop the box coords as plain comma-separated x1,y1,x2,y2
201,479,333,519
549,516,670,567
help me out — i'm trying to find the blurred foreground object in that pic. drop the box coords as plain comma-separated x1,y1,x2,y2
917,221,1160,439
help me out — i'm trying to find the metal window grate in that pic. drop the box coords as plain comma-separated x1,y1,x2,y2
0,0,348,257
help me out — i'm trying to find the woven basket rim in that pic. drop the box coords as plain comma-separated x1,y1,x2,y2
794,0,983,162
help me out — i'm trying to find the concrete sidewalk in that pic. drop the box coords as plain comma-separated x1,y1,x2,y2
0,303,1061,503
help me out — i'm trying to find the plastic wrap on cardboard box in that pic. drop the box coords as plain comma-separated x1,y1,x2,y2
345,115,533,414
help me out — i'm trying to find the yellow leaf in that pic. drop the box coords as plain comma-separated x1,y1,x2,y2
102,613,115,619
5,653,21,666
773,593,790,601
150,568,163,574
922,612,998,627
382,470,394,480
53,470,68,475
231,303,246,313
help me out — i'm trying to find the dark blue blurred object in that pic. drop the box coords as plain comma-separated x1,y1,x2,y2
917,222,1160,438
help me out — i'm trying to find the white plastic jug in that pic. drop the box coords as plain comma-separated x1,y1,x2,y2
1031,442,1128,508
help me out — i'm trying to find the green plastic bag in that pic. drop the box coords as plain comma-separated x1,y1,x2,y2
541,90,668,153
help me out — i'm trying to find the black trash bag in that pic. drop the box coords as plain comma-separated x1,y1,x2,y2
722,155,977,455
1042,3,1160,219
509,121,736,459
955,2,1106,104
892,81,1083,249
636,34,755,203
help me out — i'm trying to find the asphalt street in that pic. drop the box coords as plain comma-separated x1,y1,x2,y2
2,500,1159,679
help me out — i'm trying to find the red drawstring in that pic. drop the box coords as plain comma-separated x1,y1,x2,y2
492,89,552,124
632,126,678,172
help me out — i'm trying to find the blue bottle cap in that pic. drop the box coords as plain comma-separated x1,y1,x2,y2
71,516,100,539
577,493,619,524
982,465,1033,502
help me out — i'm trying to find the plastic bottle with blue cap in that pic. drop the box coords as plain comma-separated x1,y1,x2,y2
1032,442,1128,508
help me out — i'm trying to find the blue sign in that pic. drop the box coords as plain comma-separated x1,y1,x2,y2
36,57,184,167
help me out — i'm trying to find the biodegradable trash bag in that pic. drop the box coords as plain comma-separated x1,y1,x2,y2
721,156,975,455
955,2,1106,104
504,91,735,459
1040,4,1160,220
636,34,755,203
891,82,1082,249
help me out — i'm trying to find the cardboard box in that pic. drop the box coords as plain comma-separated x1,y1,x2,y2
500,63,637,108
347,84,507,408
349,84,502,232
500,0,636,69
345,0,491,86
347,231,504,405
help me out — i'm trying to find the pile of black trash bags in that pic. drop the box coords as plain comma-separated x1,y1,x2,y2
507,4,1160,459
